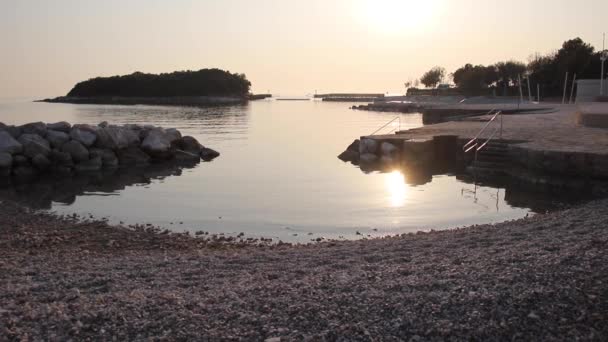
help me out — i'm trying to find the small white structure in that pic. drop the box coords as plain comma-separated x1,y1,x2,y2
576,80,608,103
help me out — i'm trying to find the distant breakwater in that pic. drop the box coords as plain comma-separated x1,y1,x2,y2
0,121,219,183
41,96,246,107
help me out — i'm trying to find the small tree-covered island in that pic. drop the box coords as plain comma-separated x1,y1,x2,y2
43,68,253,106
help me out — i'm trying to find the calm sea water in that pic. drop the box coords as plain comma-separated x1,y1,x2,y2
0,98,558,242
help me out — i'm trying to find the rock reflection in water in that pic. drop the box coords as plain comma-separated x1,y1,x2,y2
0,162,200,210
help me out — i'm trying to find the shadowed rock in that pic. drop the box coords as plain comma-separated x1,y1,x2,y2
46,122,71,133
61,140,89,163
19,134,51,158
0,131,23,155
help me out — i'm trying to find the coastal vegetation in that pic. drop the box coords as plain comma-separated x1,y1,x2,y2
415,38,604,97
66,69,251,98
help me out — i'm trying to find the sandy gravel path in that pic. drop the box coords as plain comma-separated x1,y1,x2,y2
1,200,607,341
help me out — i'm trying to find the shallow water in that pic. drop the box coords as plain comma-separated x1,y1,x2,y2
0,99,567,242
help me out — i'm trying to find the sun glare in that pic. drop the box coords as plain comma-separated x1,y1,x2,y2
358,0,441,33
385,171,408,207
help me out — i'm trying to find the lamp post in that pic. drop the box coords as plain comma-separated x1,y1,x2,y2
601,50,608,96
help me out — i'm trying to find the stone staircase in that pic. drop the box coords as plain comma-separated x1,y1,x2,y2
466,140,510,178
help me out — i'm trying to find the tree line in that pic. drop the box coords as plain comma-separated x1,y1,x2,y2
414,38,605,97
67,69,252,98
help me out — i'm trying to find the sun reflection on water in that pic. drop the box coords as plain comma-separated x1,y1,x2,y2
384,170,408,207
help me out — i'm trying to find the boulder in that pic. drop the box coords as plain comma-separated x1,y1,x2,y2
359,139,379,154
50,150,74,166
20,122,47,137
12,166,38,181
175,149,201,163
165,128,182,145
46,130,70,148
0,131,23,154
200,147,220,161
13,155,29,167
338,150,359,163
47,121,71,133
179,136,202,154
360,153,379,164
4,125,22,139
75,156,102,172
117,146,151,166
346,139,360,152
90,148,118,168
32,154,52,170
70,126,97,147
51,165,72,176
0,152,12,169
381,142,399,156
19,134,51,158
96,126,139,150
141,129,172,158
98,121,109,128
61,140,89,163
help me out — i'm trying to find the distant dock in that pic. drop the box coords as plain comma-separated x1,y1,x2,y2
314,93,385,102
248,94,272,101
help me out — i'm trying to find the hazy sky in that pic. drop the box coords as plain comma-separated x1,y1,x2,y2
0,0,606,98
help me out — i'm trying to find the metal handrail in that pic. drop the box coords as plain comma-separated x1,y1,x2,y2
462,109,502,153
370,116,401,136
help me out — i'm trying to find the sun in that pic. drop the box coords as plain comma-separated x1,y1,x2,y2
357,0,441,33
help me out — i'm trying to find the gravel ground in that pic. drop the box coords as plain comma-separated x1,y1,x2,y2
1,199,607,341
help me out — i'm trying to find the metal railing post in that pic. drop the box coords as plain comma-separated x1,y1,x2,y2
500,112,503,140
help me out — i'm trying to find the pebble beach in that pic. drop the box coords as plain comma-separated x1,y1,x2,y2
1,199,607,341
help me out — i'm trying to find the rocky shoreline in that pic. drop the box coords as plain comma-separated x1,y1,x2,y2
0,121,219,183
1,198,607,340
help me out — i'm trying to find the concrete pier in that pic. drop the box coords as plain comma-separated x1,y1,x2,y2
342,103,608,193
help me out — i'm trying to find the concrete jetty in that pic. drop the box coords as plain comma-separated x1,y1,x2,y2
340,103,608,193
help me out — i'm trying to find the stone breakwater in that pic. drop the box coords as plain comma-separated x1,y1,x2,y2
0,121,219,182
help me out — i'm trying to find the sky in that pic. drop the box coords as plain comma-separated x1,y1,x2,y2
0,0,606,98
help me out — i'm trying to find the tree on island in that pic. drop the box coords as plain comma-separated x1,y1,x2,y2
420,67,446,88
67,69,252,98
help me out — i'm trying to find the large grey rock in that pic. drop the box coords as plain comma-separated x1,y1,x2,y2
90,148,118,168
359,139,379,154
13,155,29,167
20,122,47,136
75,156,102,172
0,152,12,168
96,126,139,150
179,136,202,154
165,128,182,145
141,129,172,158
200,147,220,161
174,149,201,163
50,150,73,166
381,142,399,156
47,121,71,133
0,131,23,154
360,153,379,164
70,126,97,147
12,166,38,181
46,130,70,148
117,146,151,165
19,134,51,158
4,125,22,139
61,140,89,163
32,154,52,170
